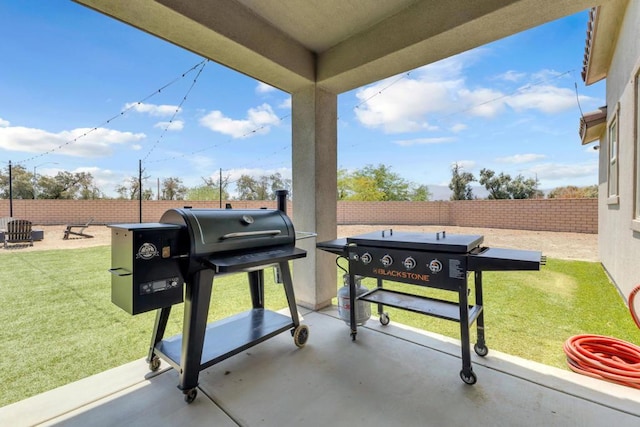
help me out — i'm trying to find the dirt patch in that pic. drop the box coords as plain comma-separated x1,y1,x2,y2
1,224,598,262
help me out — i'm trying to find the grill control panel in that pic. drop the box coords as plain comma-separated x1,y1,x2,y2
140,277,181,295
348,246,467,290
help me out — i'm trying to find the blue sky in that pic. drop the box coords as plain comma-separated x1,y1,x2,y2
0,1,604,199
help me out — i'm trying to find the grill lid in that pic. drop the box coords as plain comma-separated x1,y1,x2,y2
346,230,483,254
160,208,295,256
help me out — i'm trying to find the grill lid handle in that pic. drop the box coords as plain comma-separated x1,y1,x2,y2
221,229,282,239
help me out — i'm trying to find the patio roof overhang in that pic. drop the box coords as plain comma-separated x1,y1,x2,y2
74,0,598,95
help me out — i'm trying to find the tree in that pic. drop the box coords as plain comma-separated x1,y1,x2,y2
449,163,475,200
479,168,540,199
235,173,291,200
548,185,598,198
186,175,230,201
0,164,35,199
478,169,511,199
337,164,427,201
116,176,153,200
160,177,187,200
411,184,432,201
508,175,543,199
37,171,102,199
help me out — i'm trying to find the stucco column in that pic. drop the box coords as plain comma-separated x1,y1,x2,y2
291,85,337,309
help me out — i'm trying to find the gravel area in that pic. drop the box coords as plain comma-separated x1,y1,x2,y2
1,224,598,262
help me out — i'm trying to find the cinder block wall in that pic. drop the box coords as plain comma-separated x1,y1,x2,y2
0,198,597,233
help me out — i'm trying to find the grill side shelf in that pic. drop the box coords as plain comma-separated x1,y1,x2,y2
359,288,483,326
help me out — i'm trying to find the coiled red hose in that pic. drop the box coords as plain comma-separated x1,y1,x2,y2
563,285,640,389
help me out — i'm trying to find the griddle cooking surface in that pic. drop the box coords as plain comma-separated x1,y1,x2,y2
346,230,483,253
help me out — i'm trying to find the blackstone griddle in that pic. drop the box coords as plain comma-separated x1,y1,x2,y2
317,229,545,385
109,191,309,403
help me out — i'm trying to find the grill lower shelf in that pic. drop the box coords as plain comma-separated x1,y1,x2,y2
156,308,294,370
359,288,483,326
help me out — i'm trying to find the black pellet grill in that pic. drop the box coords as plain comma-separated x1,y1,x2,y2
318,230,544,385
109,193,308,403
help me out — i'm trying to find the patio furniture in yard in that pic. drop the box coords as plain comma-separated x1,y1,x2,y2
63,218,94,240
3,219,34,249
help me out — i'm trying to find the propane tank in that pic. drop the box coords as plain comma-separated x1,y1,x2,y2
338,274,371,326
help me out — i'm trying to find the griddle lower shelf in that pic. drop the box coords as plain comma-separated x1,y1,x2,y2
156,309,294,371
359,288,483,326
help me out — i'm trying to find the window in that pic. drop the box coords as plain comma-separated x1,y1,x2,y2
608,108,619,203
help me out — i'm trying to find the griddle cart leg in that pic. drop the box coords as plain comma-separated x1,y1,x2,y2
376,278,390,325
458,283,476,384
147,306,171,371
248,270,265,308
474,272,488,357
349,272,357,340
179,269,215,402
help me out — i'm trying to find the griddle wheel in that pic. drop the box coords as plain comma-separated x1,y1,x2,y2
184,388,198,404
474,343,488,357
460,369,477,385
293,324,309,348
379,312,390,325
149,356,161,372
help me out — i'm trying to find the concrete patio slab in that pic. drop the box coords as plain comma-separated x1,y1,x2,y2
1,307,638,426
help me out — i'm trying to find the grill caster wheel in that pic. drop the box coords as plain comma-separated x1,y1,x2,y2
293,324,309,348
148,356,160,372
460,369,477,385
474,343,489,357
379,312,390,325
184,388,197,404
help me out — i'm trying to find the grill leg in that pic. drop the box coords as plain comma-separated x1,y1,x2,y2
179,270,215,392
248,270,265,309
474,272,487,353
279,261,300,326
458,282,474,383
147,306,171,369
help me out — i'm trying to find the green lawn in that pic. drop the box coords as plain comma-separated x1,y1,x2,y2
1,247,638,407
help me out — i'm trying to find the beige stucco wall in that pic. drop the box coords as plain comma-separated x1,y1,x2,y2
599,0,640,302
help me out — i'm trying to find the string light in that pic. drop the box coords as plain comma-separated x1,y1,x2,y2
16,59,208,165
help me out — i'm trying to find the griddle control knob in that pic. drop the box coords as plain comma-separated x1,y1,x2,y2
380,254,393,267
403,257,416,270
360,253,372,264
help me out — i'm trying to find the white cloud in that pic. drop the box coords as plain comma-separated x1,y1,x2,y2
154,120,184,131
495,70,526,82
450,123,467,133
0,118,10,127
124,102,180,117
0,125,146,157
278,98,292,109
531,69,566,82
131,144,142,151
452,160,476,171
506,85,581,114
256,82,276,94
393,137,455,147
525,162,598,181
496,153,547,164
199,103,280,138
353,52,591,134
